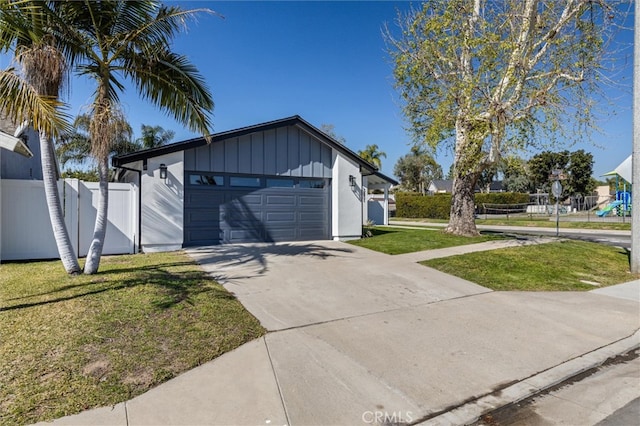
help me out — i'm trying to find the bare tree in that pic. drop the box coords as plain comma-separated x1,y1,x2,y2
388,0,627,236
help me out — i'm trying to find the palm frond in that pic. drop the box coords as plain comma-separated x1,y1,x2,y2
56,111,136,167
122,48,213,137
0,68,70,136
121,5,219,55
0,0,47,52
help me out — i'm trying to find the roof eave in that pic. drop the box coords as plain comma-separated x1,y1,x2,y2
0,130,33,158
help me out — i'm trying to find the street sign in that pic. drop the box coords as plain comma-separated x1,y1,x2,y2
552,180,562,197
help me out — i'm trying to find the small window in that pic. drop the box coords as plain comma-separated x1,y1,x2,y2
299,179,325,189
190,174,224,186
266,178,295,188
230,176,261,187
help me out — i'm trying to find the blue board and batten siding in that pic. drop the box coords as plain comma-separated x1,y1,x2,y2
184,126,332,178
183,125,333,245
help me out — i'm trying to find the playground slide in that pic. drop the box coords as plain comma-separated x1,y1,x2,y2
596,200,623,217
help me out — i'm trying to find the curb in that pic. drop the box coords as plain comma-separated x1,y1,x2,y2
417,329,640,425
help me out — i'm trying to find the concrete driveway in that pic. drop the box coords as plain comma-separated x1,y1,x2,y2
180,241,640,425
186,240,491,331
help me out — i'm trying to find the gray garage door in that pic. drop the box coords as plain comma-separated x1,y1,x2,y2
184,172,331,245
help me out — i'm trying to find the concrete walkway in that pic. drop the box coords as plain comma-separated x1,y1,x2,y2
37,240,640,426
395,236,555,263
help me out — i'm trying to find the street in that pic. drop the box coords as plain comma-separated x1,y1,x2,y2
474,349,640,426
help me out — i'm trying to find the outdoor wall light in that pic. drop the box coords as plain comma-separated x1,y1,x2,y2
349,174,356,188
159,163,168,180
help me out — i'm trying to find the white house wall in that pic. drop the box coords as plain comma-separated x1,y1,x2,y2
0,127,42,180
184,125,332,178
140,152,184,252
331,150,362,240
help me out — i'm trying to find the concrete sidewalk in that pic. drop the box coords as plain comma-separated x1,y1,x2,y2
37,241,640,426
395,236,555,263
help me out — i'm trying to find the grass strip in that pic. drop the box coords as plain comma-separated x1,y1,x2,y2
349,227,507,255
422,240,636,291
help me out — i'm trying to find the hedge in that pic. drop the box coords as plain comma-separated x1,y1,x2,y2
395,192,530,219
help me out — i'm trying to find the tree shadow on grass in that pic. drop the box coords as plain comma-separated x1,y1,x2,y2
1,261,234,313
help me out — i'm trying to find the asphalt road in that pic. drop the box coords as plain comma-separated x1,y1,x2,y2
473,349,640,426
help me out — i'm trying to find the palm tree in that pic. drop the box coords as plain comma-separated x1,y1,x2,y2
56,1,214,274
0,2,82,274
137,124,174,149
56,113,135,170
358,144,386,169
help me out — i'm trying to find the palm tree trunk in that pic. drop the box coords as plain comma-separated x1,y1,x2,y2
83,156,109,274
40,132,81,274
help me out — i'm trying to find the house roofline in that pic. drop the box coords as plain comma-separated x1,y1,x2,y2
371,170,399,186
112,115,383,178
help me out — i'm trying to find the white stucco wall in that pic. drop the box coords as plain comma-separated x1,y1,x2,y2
331,150,363,240
140,152,184,252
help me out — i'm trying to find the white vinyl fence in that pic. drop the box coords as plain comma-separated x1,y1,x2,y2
0,179,137,261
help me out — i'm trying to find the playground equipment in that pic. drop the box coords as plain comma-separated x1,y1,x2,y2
599,155,632,217
596,191,631,217
596,200,623,217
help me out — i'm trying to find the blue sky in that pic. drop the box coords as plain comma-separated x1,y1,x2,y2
2,1,634,180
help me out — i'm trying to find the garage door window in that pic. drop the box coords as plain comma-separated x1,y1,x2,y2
230,176,261,187
266,178,295,188
189,174,224,186
299,179,325,189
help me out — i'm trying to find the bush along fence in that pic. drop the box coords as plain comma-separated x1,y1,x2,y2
395,192,530,219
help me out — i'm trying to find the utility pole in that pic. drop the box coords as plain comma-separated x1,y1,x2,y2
632,0,640,273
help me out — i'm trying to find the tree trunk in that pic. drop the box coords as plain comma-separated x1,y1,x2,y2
446,173,479,236
445,116,480,237
83,156,109,274
39,133,81,274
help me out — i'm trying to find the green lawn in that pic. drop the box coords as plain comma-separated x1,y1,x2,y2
0,252,265,425
423,240,636,291
349,226,507,255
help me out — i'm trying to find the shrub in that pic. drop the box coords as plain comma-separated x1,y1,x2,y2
395,192,530,219
396,193,451,219
475,192,530,214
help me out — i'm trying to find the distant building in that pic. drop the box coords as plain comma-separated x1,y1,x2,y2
0,116,41,180
488,180,504,193
428,179,504,194
428,179,453,194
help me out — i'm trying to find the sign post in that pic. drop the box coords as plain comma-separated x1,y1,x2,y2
552,180,562,237
549,165,565,237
